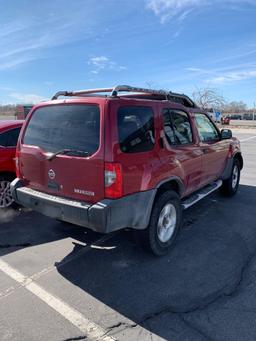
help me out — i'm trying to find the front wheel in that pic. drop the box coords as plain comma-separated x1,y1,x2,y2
220,159,240,196
134,190,182,256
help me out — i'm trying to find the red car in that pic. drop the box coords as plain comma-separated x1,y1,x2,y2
222,116,231,125
0,120,23,208
11,85,243,255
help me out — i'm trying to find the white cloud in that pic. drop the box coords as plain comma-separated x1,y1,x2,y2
0,56,36,71
186,67,205,72
0,5,99,71
0,22,26,39
0,86,15,91
207,70,256,84
8,92,45,104
88,56,126,74
146,0,255,23
187,65,256,83
147,0,207,23
88,56,109,74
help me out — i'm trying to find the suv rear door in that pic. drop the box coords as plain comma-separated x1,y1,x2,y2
19,103,104,204
159,107,203,196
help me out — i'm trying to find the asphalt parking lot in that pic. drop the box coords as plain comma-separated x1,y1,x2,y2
0,130,256,341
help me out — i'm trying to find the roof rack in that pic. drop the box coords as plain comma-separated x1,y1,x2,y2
51,85,196,108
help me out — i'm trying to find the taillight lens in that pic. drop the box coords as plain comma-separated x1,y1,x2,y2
15,149,21,178
104,163,123,199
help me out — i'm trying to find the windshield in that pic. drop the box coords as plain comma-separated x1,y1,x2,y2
23,104,100,154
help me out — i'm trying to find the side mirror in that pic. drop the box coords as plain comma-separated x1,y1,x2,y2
221,129,232,139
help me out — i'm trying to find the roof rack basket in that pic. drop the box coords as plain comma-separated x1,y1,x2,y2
51,85,196,107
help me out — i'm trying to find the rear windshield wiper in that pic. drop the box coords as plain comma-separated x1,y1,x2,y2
46,149,91,161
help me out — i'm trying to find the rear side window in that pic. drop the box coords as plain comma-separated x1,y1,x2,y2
0,127,21,147
163,109,176,145
118,106,155,153
163,109,193,145
23,105,100,154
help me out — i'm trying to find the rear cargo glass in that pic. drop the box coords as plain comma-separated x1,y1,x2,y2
23,104,100,154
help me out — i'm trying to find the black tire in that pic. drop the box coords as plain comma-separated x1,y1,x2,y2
220,159,240,197
0,174,17,208
134,190,182,256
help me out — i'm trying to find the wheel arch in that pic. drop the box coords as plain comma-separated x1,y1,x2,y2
233,152,243,170
221,152,243,181
155,177,184,199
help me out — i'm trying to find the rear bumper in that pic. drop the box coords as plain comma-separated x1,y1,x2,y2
11,179,156,233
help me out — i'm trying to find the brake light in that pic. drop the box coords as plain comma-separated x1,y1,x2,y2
104,163,123,199
15,148,21,178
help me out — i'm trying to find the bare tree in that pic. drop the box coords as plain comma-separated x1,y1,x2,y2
0,105,16,116
192,87,226,110
145,81,157,89
223,101,247,113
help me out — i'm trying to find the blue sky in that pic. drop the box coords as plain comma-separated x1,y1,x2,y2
1,0,256,107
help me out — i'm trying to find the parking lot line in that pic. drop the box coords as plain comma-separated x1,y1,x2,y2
0,258,116,341
240,135,256,142
0,233,117,302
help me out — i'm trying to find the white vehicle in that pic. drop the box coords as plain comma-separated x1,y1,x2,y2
207,111,222,123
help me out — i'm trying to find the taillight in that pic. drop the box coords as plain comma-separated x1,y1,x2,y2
104,162,123,199
15,149,21,178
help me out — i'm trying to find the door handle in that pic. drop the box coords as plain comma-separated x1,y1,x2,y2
202,148,209,154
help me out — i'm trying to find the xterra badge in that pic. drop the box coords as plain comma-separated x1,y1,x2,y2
74,188,95,196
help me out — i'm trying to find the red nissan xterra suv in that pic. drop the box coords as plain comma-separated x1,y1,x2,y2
0,120,23,208
11,86,243,255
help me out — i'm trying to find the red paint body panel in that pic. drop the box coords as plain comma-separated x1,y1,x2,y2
17,96,241,205
19,100,106,204
0,121,24,175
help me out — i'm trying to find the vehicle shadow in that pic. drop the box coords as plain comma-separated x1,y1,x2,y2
0,209,103,258
0,184,256,340
56,184,256,339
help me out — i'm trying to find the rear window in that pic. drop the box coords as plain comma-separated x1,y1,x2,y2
118,106,155,153
23,104,100,154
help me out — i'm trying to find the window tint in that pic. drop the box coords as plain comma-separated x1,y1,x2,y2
195,113,219,142
163,109,192,145
163,109,175,145
7,128,21,146
0,131,8,147
118,106,155,153
0,127,21,147
24,105,100,154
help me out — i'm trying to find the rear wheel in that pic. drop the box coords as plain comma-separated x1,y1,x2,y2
134,190,182,256
0,175,15,208
220,159,240,196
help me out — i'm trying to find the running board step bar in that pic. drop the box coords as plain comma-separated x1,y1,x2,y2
182,180,222,209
